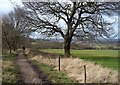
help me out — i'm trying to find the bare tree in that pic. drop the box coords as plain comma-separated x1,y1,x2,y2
22,2,118,57
2,14,18,52
2,7,31,52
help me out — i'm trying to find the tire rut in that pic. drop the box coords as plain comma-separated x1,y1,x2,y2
16,50,52,85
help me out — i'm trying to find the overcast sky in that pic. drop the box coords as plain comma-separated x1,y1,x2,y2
0,0,23,14
0,0,119,39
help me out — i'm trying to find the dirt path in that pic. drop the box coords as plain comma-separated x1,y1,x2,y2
16,50,52,84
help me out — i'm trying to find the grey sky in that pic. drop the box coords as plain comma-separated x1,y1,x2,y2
0,0,119,39
0,0,22,14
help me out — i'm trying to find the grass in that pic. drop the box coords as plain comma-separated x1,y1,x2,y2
41,49,119,70
31,59,74,83
2,53,18,83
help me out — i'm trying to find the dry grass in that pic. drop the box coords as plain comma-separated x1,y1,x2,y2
26,49,118,83
2,53,17,83
0,61,2,83
30,55,118,83
3,61,13,68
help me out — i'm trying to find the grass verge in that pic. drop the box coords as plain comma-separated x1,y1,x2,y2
2,53,18,83
31,59,74,83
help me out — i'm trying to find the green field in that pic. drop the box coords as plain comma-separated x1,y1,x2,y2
41,49,119,70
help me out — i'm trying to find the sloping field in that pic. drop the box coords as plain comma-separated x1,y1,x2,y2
42,49,119,69
42,49,118,57
26,49,118,83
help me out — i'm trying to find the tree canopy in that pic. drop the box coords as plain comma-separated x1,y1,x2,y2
21,1,118,56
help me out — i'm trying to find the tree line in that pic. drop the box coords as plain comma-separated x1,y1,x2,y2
2,7,31,53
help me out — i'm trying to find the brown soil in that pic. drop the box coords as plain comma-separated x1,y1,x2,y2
16,50,52,85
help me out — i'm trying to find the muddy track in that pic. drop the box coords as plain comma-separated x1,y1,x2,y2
16,50,52,85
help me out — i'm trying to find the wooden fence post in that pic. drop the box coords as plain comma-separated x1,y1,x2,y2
84,65,86,84
59,56,60,71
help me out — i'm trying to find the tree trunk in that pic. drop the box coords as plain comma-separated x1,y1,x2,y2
64,42,71,57
9,48,12,53
7,42,12,53
64,36,72,57
13,47,16,51
3,32,12,53
12,44,16,51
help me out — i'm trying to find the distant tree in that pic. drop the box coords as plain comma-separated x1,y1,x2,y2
2,16,13,53
2,7,31,53
22,2,118,57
